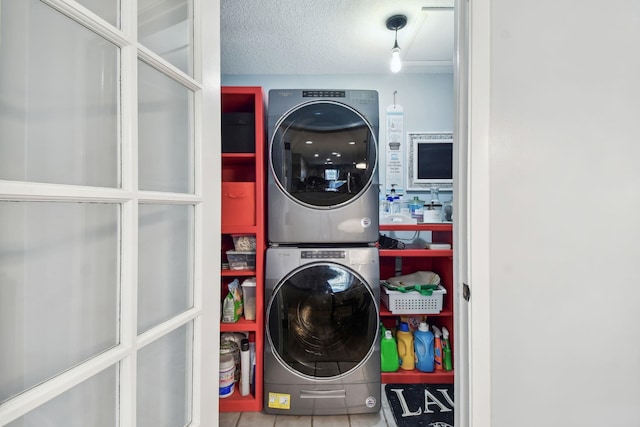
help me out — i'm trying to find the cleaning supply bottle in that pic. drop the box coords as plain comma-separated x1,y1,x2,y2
414,322,435,372
409,196,425,221
240,338,251,396
432,325,444,371
442,326,453,371
381,330,400,372
396,322,415,370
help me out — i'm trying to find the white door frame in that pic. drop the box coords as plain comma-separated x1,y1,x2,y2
454,0,492,426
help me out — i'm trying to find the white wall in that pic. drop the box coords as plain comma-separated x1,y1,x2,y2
221,73,454,203
472,0,640,426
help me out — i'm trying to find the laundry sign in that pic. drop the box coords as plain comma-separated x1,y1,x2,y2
385,383,455,427
385,103,404,195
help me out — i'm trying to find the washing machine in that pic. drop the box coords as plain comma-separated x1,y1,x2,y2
263,246,381,415
267,89,379,245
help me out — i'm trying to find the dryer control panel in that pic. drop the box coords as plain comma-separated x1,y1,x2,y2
300,250,345,259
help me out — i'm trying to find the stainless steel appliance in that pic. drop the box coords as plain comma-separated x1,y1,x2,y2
263,246,381,415
267,89,379,244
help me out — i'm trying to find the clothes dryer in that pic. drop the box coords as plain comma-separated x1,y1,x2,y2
263,246,380,415
268,89,379,244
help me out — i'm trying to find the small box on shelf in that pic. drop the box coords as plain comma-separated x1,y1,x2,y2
226,250,256,270
232,234,257,251
222,182,256,226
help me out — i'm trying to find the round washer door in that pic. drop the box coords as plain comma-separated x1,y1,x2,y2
270,101,378,208
266,262,378,379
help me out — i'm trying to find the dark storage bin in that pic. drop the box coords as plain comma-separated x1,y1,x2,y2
222,113,255,153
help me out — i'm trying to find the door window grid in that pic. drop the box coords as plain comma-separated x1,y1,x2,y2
0,0,205,425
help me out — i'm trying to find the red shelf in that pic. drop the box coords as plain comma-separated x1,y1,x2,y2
220,86,265,413
379,249,453,257
380,223,452,232
222,225,258,235
220,317,259,333
379,306,453,318
379,223,454,385
221,269,256,277
382,370,454,384
218,389,261,412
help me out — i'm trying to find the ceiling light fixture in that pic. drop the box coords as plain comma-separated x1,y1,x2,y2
386,15,407,73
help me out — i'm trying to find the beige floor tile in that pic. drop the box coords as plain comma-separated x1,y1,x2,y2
349,411,390,427
273,414,312,427
219,411,240,427
237,411,277,427
382,407,398,427
312,414,349,426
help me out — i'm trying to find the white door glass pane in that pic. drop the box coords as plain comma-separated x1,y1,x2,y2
0,201,120,403
138,204,194,333
137,322,193,427
137,0,193,76
0,0,120,187
5,366,117,427
138,61,194,194
75,0,120,28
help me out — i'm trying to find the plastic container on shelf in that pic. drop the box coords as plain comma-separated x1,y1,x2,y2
414,322,435,373
381,285,447,315
231,234,256,251
220,335,241,383
396,322,415,371
381,330,400,372
240,277,257,320
219,353,235,398
226,250,256,270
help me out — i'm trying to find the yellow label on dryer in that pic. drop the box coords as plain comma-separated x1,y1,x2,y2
268,392,291,409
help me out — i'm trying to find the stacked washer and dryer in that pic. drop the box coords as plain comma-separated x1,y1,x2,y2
264,89,382,415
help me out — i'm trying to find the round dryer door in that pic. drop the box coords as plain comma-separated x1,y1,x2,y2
266,263,378,379
270,101,378,208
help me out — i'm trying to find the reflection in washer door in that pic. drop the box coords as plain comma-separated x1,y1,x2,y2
267,263,378,379
271,102,377,208
267,89,379,244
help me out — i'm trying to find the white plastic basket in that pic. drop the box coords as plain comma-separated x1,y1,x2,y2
381,285,447,314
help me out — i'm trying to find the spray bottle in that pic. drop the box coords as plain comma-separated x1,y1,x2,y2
381,330,400,372
442,326,453,371
432,325,443,371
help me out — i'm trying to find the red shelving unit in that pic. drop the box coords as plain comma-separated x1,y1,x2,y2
379,222,454,385
220,86,265,412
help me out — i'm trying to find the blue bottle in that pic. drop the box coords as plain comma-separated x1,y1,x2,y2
414,322,435,372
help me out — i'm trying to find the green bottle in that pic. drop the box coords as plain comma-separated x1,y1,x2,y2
442,326,453,371
381,330,400,372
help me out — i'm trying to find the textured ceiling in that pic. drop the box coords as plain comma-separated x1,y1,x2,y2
220,0,455,75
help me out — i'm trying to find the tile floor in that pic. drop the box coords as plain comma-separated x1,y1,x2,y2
219,386,397,427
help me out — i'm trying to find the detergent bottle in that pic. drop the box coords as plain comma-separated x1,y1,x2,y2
432,325,443,371
381,330,400,372
442,327,453,371
414,322,435,372
396,322,415,370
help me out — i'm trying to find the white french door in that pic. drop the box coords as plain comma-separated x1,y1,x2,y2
0,0,219,426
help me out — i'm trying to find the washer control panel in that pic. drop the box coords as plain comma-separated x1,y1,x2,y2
302,90,345,98
300,250,346,259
